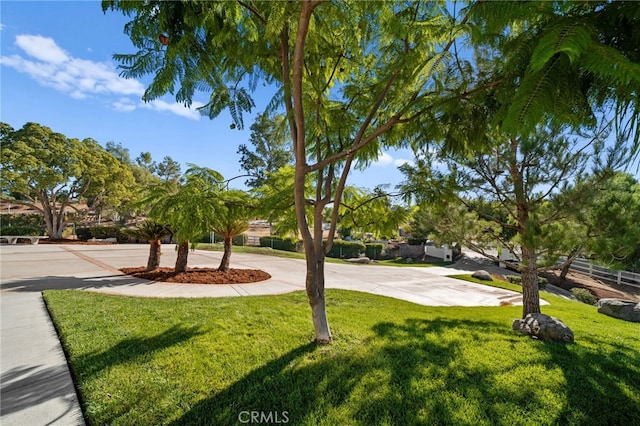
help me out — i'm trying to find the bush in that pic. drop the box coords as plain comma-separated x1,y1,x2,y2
407,238,427,245
75,226,127,242
259,236,300,252
365,243,385,260
326,240,365,259
75,227,92,241
505,275,547,290
571,287,597,305
0,225,45,236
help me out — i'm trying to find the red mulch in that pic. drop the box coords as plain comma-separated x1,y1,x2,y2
120,267,271,284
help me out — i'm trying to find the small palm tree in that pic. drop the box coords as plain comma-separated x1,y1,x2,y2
212,190,252,272
143,166,224,273
124,220,172,271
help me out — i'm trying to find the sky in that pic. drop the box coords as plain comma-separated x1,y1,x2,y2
0,1,415,191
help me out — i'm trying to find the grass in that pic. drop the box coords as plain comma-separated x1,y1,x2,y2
196,243,449,267
44,279,640,426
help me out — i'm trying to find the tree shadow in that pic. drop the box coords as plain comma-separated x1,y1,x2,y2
0,364,81,419
166,317,639,425
0,275,151,293
71,325,207,381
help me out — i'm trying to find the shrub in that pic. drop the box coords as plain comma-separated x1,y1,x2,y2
259,236,300,252
571,287,597,305
407,238,427,245
0,225,44,236
505,275,547,290
75,227,92,241
365,243,385,260
89,226,127,242
326,240,365,259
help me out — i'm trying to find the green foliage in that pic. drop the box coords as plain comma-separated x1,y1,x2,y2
122,220,172,242
326,240,366,259
571,287,597,305
259,236,300,252
89,226,127,242
506,275,547,291
0,214,45,235
0,122,135,238
365,243,384,260
75,227,92,241
238,112,293,188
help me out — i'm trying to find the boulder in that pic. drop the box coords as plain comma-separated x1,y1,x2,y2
472,270,493,281
597,299,640,323
512,313,574,343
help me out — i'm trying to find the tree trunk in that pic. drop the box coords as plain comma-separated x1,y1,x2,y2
218,237,232,272
146,239,161,271
520,247,541,317
560,261,571,280
175,240,189,273
305,252,332,344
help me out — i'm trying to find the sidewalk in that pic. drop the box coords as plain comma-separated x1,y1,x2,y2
1,243,529,424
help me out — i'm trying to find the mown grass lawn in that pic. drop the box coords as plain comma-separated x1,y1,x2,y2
44,280,639,425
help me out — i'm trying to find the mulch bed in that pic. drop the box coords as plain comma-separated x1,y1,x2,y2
120,267,271,284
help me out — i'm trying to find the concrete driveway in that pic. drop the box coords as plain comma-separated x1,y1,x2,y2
1,243,532,425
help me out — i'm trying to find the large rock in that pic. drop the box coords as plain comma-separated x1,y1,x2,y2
472,270,493,281
512,313,574,343
597,299,640,323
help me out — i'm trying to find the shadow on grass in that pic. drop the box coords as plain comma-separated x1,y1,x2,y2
72,325,207,381
167,317,639,425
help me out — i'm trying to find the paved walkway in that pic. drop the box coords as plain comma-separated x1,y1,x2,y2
0,243,533,425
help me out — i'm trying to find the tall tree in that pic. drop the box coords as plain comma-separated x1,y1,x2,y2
104,0,484,343
155,156,182,184
238,112,293,188
0,122,135,238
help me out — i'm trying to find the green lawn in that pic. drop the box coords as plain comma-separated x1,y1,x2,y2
44,281,639,425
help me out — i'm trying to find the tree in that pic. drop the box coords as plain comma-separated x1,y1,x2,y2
580,172,640,272
144,166,224,272
238,112,293,188
338,186,408,240
104,0,495,343
0,122,135,238
401,122,626,317
466,1,640,155
211,190,253,272
155,156,182,184
123,220,172,271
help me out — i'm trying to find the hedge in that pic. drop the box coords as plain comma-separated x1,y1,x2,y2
76,226,128,242
259,236,300,252
0,225,45,236
326,240,365,259
365,243,385,260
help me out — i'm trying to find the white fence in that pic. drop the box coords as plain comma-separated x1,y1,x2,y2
560,257,640,289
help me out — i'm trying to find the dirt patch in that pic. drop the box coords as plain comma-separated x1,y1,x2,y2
540,270,640,302
120,267,271,284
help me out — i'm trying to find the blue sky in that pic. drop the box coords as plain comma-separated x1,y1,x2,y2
1,1,414,190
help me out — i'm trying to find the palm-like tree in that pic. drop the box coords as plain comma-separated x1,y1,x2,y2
124,220,172,271
143,166,224,273
212,190,252,272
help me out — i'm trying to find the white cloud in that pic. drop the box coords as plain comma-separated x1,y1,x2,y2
0,34,201,120
112,98,137,112
394,158,415,167
372,152,394,166
15,34,69,64
143,99,205,120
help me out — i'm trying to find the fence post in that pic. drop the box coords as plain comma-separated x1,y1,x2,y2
618,271,622,286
